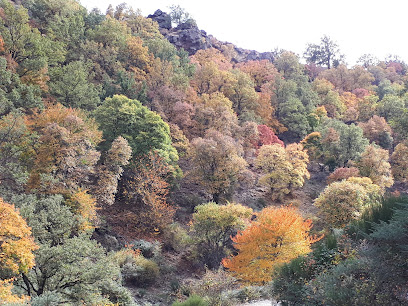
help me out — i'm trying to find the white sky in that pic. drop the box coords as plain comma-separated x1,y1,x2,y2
81,0,408,66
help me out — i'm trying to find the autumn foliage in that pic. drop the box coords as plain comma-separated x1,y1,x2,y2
327,167,360,184
256,144,309,200
256,124,284,149
314,177,381,228
0,198,37,274
0,198,37,303
120,152,174,235
222,206,319,285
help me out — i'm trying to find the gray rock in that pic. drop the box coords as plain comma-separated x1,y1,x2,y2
148,9,276,63
147,9,172,30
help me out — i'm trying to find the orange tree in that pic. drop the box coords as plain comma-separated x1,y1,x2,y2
222,206,319,285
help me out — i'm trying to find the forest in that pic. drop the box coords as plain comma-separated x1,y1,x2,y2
1,0,408,305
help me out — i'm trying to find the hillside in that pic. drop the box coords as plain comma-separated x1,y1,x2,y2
1,1,408,305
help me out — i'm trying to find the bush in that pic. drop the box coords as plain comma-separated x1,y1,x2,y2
305,257,400,305
172,295,209,306
129,239,161,258
162,223,190,252
121,255,159,287
181,268,237,306
227,286,270,303
271,233,340,305
113,248,160,287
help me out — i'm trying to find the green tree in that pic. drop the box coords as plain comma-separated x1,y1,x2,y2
190,202,253,269
11,195,133,305
49,61,101,110
0,58,42,116
169,5,194,26
94,94,179,171
0,0,49,80
22,0,86,62
317,119,369,167
304,35,344,69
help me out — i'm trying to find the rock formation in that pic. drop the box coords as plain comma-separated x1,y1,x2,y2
147,9,275,63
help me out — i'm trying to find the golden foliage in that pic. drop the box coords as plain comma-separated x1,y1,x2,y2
0,279,29,305
0,198,38,275
222,206,319,285
123,152,175,234
66,189,99,231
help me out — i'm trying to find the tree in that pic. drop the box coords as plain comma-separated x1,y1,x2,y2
317,119,369,167
304,35,344,69
193,92,239,137
189,130,247,202
91,136,132,206
0,198,37,304
26,103,102,194
225,69,260,121
0,58,42,116
94,95,179,173
377,94,405,121
314,177,381,228
255,144,309,201
356,144,394,190
120,152,175,235
190,202,253,269
0,198,37,276
169,5,193,26
49,61,101,110
256,124,284,148
235,60,278,92
359,115,393,149
222,206,318,285
0,0,49,81
11,195,132,304
0,111,33,194
313,78,344,118
327,167,360,184
273,73,318,138
391,143,408,183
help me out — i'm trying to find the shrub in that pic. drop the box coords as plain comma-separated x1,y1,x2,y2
114,248,159,287
327,167,360,184
172,295,209,306
129,239,161,259
185,268,237,305
162,223,190,252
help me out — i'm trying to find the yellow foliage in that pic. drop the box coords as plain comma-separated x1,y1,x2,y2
222,206,319,285
256,144,309,201
66,189,99,231
0,198,38,275
0,279,29,305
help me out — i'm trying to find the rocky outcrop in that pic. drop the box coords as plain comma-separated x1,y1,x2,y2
166,20,212,55
147,9,172,32
147,9,275,63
